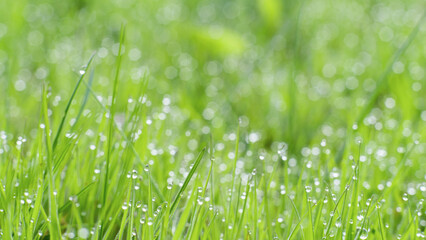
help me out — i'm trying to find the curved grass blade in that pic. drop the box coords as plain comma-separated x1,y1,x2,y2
52,53,96,151
377,205,386,240
286,195,305,240
234,177,250,239
58,182,95,213
42,84,61,239
103,24,125,206
71,67,95,131
201,211,218,240
227,121,240,228
169,147,206,215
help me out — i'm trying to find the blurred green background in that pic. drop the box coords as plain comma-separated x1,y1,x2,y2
0,0,425,156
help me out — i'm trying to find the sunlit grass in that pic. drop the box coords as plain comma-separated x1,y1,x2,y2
1,0,426,239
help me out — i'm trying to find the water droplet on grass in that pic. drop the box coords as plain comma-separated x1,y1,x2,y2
122,203,128,210
305,186,312,193
360,228,368,239
78,228,90,239
147,218,153,226
335,217,342,228
402,193,408,201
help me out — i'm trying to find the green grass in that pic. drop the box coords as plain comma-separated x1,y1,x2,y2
1,0,426,239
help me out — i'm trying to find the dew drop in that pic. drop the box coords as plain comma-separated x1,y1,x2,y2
305,186,312,193
335,217,342,228
147,217,153,226
360,228,368,239
402,193,408,201
122,203,128,210
78,228,90,239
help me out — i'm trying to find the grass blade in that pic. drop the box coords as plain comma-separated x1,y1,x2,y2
41,84,61,239
169,147,206,215
103,24,125,207
52,53,96,151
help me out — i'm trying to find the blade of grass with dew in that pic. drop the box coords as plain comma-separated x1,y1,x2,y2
208,133,216,239
101,203,124,240
52,130,83,173
399,216,417,240
127,175,137,239
381,142,416,201
153,202,168,238
286,194,305,240
201,211,218,240
103,24,125,208
377,204,386,240
98,82,147,227
234,177,250,239
35,205,49,238
188,151,215,240
346,167,360,239
71,67,95,131
159,184,174,239
147,165,154,239
325,184,351,238
52,53,96,151
186,181,202,240
305,190,314,239
169,147,206,215
14,143,23,236
253,170,258,240
0,179,12,240
92,220,102,240
313,196,325,239
58,182,95,213
189,206,210,240
336,193,348,238
28,178,43,239
226,121,239,237
172,183,198,240
263,172,272,239
41,84,61,239
118,181,132,240
230,178,242,237
70,200,83,230
354,199,372,240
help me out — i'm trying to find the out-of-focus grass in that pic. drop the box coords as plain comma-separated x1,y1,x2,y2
0,0,426,239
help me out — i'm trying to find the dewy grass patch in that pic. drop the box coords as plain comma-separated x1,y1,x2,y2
1,1,426,239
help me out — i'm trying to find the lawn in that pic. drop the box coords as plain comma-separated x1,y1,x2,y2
0,0,426,239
